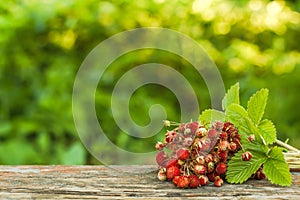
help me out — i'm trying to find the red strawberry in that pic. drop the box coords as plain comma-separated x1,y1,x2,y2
207,129,218,139
216,163,227,175
254,168,266,180
219,140,229,151
201,138,211,152
187,121,199,135
194,164,207,175
207,172,217,182
205,153,213,163
172,175,180,186
207,162,215,173
229,142,237,152
177,175,189,188
248,134,255,142
197,127,207,137
164,131,177,143
214,176,224,187
166,158,180,168
177,148,190,161
199,175,209,186
222,122,233,132
189,174,200,188
218,150,228,162
155,142,165,151
214,121,223,131
232,138,242,150
157,168,167,181
219,131,228,140
166,166,180,180
242,151,253,161
196,156,205,165
156,151,168,166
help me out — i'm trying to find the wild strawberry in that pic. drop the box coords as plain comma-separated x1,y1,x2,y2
205,153,213,163
183,137,193,147
254,167,266,180
248,134,255,142
178,123,186,133
166,158,179,168
164,131,177,143
258,172,266,180
199,175,209,186
194,164,207,175
216,163,227,175
184,128,191,135
177,148,190,161
229,142,237,152
172,175,180,186
213,154,220,163
207,129,218,139
219,140,229,151
197,127,207,137
242,151,253,161
166,166,180,180
187,121,199,135
199,138,211,152
219,131,228,140
207,162,215,173
207,172,217,182
218,150,228,162
222,122,233,132
155,142,165,151
227,126,237,134
157,168,167,181
177,175,189,188
156,151,168,166
214,121,223,131
214,176,224,187
196,156,205,165
232,138,242,150
189,174,200,188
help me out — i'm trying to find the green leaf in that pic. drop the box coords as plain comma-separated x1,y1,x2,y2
226,150,267,184
247,88,269,125
225,103,251,136
258,119,276,145
264,147,292,186
222,82,240,110
198,109,225,126
243,141,269,154
243,117,265,145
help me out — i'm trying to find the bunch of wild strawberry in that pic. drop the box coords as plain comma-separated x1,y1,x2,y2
155,120,263,188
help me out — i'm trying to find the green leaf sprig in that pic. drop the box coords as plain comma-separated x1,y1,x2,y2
199,82,292,186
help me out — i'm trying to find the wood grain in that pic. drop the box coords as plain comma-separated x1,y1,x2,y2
0,165,299,199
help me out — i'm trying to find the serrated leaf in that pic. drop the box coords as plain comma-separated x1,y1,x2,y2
225,103,251,136
243,117,264,145
264,147,292,186
243,141,269,154
247,88,269,125
258,119,276,145
198,109,225,126
222,82,240,110
226,150,267,184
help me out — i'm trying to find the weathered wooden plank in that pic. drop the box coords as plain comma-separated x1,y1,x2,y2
0,165,299,199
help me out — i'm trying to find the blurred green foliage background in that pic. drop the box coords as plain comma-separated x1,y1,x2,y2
0,0,300,164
